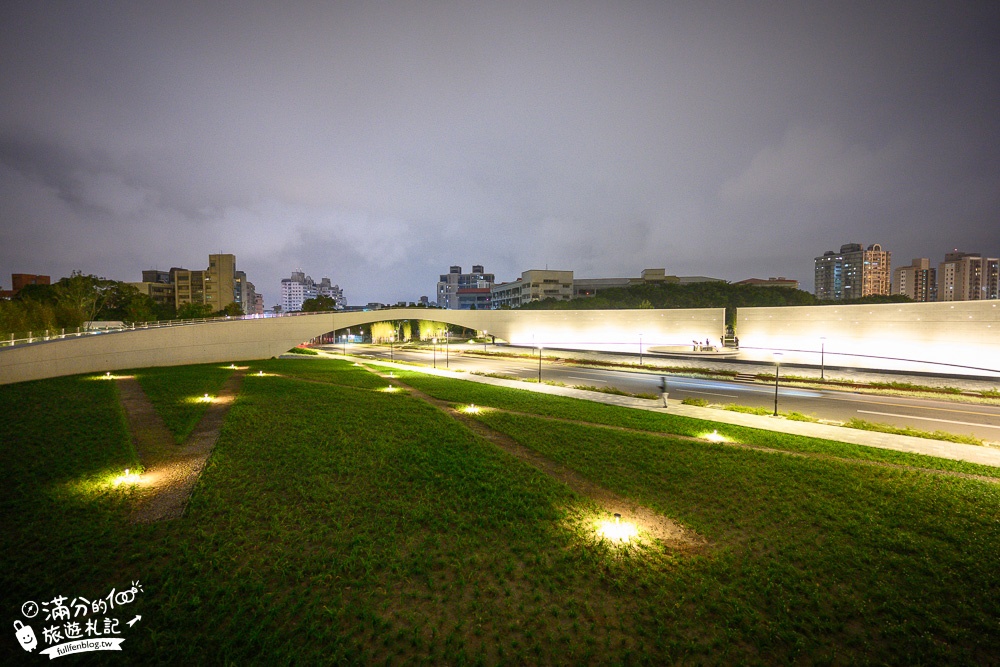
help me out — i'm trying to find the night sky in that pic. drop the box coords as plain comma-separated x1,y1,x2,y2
2,1,998,306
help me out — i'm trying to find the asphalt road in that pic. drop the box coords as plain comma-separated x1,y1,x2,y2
332,344,1000,443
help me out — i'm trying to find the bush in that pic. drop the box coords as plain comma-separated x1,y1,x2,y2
682,398,708,407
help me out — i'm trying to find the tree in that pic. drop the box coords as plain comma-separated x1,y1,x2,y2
53,271,114,324
300,295,337,312
177,302,214,319
221,302,244,316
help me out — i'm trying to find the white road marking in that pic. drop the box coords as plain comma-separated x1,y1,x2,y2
683,389,738,398
856,410,1000,430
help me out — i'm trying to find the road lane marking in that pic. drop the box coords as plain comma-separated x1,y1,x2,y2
568,376,603,382
856,410,1000,430
835,397,1000,418
684,390,739,398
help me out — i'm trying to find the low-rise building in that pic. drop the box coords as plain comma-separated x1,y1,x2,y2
491,270,574,309
734,277,800,289
0,273,50,299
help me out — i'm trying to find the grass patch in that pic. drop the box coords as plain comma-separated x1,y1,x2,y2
682,397,708,407
4,359,1000,663
845,418,984,446
785,411,820,423
132,363,235,443
393,370,1000,479
724,404,772,416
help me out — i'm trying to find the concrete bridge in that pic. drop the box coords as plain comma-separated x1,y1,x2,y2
0,307,724,385
3,300,998,385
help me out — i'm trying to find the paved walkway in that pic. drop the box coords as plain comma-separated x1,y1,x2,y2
117,371,244,522
349,356,1000,469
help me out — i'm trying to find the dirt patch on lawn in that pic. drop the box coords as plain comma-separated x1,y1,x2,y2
117,371,244,522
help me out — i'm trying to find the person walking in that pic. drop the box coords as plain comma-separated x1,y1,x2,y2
658,376,668,408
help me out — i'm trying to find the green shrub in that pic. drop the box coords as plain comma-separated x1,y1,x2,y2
682,397,708,407
725,404,771,416
287,346,319,355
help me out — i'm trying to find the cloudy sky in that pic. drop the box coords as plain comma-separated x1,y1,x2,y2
2,1,998,306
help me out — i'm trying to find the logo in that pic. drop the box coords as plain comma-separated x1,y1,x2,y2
12,581,144,660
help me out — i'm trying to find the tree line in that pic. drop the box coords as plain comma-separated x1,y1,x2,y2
0,272,243,339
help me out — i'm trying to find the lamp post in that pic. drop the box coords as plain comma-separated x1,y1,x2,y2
446,330,450,368
538,345,543,383
432,337,437,369
639,333,643,366
343,328,349,356
483,330,488,352
820,336,826,380
390,334,394,362
773,352,783,417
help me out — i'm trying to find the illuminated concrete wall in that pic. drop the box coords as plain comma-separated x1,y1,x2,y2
0,308,725,385
737,301,1000,376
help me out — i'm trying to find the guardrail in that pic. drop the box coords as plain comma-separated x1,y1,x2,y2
0,310,340,349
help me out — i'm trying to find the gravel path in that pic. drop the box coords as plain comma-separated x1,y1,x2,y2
118,371,244,523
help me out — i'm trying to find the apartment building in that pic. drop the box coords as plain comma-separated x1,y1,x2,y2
892,258,936,302
814,243,891,300
280,270,344,312
938,251,1000,301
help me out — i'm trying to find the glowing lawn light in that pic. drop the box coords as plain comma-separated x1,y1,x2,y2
705,430,726,442
597,513,639,543
113,468,141,486
463,403,481,414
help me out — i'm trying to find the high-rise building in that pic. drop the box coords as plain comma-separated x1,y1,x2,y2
892,258,936,302
436,265,495,309
814,243,891,300
234,270,257,316
938,251,1000,301
280,271,343,312
147,253,241,312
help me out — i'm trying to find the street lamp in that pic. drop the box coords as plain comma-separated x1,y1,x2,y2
390,334,395,362
820,336,826,380
773,352,783,416
432,337,437,369
639,333,643,366
483,330,488,352
343,328,349,356
538,345,543,383
446,330,450,368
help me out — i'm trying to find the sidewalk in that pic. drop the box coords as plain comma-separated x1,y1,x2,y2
352,355,1000,469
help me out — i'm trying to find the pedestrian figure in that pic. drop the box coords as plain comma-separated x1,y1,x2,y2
735,336,740,348
658,376,668,408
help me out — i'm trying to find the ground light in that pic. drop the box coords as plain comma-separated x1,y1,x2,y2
462,404,482,414
113,468,141,486
597,513,639,543
381,386,400,393
705,430,726,442
202,394,213,403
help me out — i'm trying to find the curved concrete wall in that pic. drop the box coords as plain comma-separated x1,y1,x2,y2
0,307,725,385
737,301,1000,377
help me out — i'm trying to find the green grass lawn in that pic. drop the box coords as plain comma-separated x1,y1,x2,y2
2,359,1000,664
133,363,236,442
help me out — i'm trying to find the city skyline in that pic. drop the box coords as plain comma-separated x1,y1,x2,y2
2,2,998,305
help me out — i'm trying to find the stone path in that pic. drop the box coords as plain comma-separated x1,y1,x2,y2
117,371,244,522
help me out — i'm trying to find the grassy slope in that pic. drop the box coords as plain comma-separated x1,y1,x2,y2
133,364,236,443
2,360,999,664
393,371,1000,480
